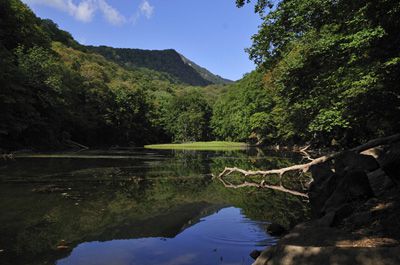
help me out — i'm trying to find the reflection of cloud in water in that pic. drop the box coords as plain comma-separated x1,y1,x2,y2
159,253,197,265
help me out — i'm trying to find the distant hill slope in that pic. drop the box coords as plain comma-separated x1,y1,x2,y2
179,55,233,85
87,46,233,86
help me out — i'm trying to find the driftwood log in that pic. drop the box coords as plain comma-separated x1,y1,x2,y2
215,134,400,198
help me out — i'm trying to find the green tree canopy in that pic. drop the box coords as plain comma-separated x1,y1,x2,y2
164,90,213,142
234,0,400,145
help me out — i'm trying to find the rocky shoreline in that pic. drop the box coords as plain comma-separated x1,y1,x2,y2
253,142,400,265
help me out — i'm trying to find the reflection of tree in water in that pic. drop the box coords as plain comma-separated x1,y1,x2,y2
238,189,309,228
0,149,309,265
166,150,211,176
206,180,309,228
118,178,153,203
209,149,300,176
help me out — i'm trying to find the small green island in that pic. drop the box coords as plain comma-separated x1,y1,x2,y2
145,141,247,151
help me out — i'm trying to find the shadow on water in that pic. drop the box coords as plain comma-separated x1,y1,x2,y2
0,148,309,265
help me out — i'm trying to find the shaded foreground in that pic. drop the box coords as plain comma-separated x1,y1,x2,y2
252,140,400,264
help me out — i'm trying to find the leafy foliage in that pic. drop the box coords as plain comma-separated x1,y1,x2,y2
219,0,400,146
212,71,274,143
163,89,213,142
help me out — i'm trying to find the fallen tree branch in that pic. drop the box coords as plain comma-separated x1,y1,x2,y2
216,177,309,198
216,133,400,197
298,145,314,162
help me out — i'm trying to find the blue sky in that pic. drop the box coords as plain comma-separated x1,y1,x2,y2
22,0,262,81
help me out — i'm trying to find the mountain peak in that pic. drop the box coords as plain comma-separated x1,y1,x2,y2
87,45,232,86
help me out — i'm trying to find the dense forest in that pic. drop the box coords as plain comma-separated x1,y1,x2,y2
232,0,400,147
1,0,399,150
0,0,227,149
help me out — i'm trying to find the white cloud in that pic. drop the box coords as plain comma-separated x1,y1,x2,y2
73,0,96,22
24,0,155,25
139,0,154,19
98,0,126,25
23,0,96,22
23,0,149,25
131,0,155,24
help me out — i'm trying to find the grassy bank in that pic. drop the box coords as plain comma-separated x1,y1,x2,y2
144,141,248,151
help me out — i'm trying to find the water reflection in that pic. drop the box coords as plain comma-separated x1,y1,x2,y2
0,148,309,265
57,207,275,265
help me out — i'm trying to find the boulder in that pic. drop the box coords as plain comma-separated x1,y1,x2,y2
378,142,400,186
266,223,287,237
309,161,335,186
332,203,355,226
334,151,379,176
309,152,379,217
322,170,373,214
314,211,336,227
345,211,372,227
308,174,339,218
367,168,395,196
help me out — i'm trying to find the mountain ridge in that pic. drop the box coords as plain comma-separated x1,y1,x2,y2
179,54,234,85
86,45,233,86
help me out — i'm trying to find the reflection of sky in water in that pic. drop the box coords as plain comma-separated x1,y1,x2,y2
57,207,276,265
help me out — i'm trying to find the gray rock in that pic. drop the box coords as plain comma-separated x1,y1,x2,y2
334,151,379,176
266,223,287,237
378,142,400,186
367,168,394,196
347,211,372,226
309,161,335,185
308,174,339,217
332,203,354,226
322,170,373,214
314,211,336,227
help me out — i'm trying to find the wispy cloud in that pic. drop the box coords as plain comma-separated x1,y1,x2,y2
98,0,126,25
131,0,155,24
73,0,96,22
139,0,154,19
23,0,155,25
23,0,96,22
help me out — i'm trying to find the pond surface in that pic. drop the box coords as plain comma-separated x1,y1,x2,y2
0,148,309,265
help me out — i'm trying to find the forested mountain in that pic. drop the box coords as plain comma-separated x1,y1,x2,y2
87,46,233,86
0,0,224,150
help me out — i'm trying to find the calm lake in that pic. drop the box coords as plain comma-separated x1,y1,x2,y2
0,148,309,265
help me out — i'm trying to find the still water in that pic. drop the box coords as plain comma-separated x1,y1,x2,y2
0,148,308,265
